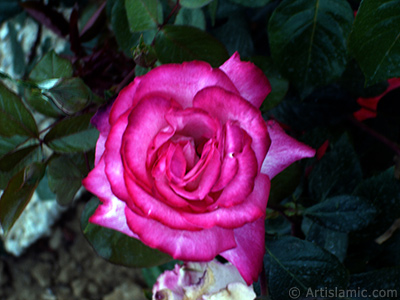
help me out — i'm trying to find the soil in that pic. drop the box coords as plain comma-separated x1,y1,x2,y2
0,200,149,300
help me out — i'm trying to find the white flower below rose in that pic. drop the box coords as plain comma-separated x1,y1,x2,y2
152,259,256,300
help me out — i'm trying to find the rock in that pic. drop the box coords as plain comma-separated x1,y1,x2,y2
71,278,87,298
31,262,52,287
103,282,147,300
40,288,57,300
57,260,79,284
49,228,63,250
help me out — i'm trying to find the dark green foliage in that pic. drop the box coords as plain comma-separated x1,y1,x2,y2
265,236,349,300
155,25,229,67
268,0,354,97
348,0,400,85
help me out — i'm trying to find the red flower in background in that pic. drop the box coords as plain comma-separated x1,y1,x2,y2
353,78,400,121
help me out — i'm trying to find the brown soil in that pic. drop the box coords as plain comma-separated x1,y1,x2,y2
0,201,148,300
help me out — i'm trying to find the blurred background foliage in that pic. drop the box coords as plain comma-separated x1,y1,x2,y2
0,0,399,299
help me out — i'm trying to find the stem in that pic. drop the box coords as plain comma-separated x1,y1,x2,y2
347,116,400,156
162,0,180,27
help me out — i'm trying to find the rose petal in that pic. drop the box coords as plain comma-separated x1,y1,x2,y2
82,158,137,238
109,77,142,125
171,141,221,200
164,107,221,146
124,172,202,230
122,95,179,187
261,120,316,179
212,141,258,209
181,174,270,230
103,110,131,202
212,121,246,192
167,144,187,181
133,61,239,108
91,103,112,165
220,52,271,108
124,207,237,261
193,86,269,168
220,217,266,285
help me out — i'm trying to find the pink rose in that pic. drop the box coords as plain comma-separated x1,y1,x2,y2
82,53,315,284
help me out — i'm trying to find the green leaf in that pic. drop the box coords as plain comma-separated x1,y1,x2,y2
348,0,400,85
180,0,214,9
0,163,45,235
0,145,41,190
44,113,99,153
26,89,63,118
208,0,218,26
47,154,88,205
0,82,38,138
251,56,289,112
268,162,302,205
212,14,254,57
43,78,92,115
155,25,229,67
353,167,400,241
36,173,56,201
125,0,163,32
265,236,349,300
81,198,172,268
0,0,22,23
348,268,400,299
0,135,30,157
308,135,362,201
228,0,273,7
265,215,291,236
110,0,140,56
304,195,377,233
268,0,353,97
29,50,73,82
305,220,348,262
174,7,206,30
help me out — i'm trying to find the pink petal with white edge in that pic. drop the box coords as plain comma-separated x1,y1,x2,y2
103,111,132,203
220,52,271,108
133,61,239,109
124,206,237,261
82,158,137,238
261,120,316,179
220,217,266,285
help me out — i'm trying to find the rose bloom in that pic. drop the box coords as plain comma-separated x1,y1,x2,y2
83,53,315,284
152,259,256,300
